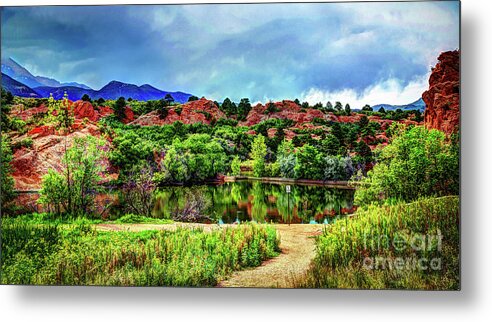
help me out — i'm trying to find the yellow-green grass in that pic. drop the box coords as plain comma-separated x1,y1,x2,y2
1,220,280,286
297,196,459,290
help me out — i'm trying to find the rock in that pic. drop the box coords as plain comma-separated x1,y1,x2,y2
11,103,48,121
72,100,100,122
11,124,107,191
241,100,325,126
123,106,135,123
28,125,55,139
423,50,460,135
130,98,224,126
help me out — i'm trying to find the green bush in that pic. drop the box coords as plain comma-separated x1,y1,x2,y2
354,125,459,205
231,156,242,176
38,135,107,217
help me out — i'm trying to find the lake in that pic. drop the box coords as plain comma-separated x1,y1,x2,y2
14,181,355,224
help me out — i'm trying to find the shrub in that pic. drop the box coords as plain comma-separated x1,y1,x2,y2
231,156,242,176
38,136,107,217
121,165,157,217
1,139,16,213
251,134,267,177
354,125,459,206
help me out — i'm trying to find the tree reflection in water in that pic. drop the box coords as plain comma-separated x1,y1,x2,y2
154,181,355,224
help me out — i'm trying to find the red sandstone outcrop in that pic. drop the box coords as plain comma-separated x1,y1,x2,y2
423,50,460,135
10,124,112,191
130,98,225,126
72,100,100,122
241,100,325,126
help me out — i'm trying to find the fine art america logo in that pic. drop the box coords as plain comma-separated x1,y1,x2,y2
362,230,443,271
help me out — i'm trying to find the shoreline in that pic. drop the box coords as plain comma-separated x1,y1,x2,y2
222,175,355,189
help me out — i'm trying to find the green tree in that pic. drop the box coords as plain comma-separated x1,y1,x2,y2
1,89,12,130
277,140,297,178
221,97,237,116
251,134,267,177
161,134,227,183
1,139,15,211
294,144,324,180
413,110,423,122
114,96,127,120
362,104,373,112
47,92,74,130
81,94,91,102
326,101,333,111
378,107,386,113
344,103,351,116
231,156,242,176
39,135,107,217
164,94,175,104
354,125,459,205
237,98,252,121
334,101,343,112
188,95,199,102
321,134,341,155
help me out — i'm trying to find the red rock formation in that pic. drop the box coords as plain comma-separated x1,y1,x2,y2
241,100,325,126
72,100,100,122
28,125,55,138
10,124,110,191
98,106,114,117
423,50,460,135
123,106,135,123
130,98,225,126
11,103,48,121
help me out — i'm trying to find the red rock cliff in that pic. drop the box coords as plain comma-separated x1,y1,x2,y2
422,50,460,135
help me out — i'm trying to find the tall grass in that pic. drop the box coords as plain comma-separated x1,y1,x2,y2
297,196,459,290
1,220,280,286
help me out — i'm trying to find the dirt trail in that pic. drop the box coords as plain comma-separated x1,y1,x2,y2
95,223,323,288
217,224,323,288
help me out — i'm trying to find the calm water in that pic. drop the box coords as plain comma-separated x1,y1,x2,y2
14,181,355,224
153,181,355,224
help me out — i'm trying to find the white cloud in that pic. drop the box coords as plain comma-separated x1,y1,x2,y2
301,73,430,108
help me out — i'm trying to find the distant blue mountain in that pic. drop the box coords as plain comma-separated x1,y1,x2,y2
371,98,426,112
1,73,40,98
34,81,192,103
1,57,92,89
34,85,95,100
1,57,193,103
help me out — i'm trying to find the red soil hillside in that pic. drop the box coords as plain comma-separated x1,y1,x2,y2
241,100,325,126
423,50,460,135
130,98,225,126
10,124,115,191
11,100,133,124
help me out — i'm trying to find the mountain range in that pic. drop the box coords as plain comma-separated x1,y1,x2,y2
1,58,192,103
371,98,426,112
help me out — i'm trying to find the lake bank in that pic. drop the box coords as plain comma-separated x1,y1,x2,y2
223,175,355,189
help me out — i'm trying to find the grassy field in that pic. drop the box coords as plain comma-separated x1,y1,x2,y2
296,196,460,290
0,219,280,286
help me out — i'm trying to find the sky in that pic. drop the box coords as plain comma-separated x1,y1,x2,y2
1,1,459,106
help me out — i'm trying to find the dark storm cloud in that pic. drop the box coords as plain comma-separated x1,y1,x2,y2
1,2,459,104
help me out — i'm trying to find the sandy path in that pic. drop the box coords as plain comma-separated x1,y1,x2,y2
217,224,323,288
95,222,323,288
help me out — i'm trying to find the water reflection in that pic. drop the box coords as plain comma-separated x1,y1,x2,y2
154,181,355,224
13,181,355,224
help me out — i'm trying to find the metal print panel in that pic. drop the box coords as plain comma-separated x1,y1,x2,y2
0,1,460,289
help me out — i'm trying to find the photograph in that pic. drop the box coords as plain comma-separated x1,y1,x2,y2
1,1,460,289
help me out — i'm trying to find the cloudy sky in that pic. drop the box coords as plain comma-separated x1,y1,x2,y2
1,1,459,106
